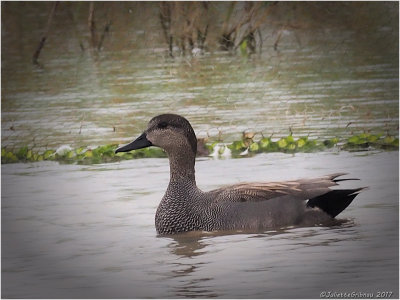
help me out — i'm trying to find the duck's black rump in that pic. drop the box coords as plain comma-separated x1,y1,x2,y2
307,187,365,218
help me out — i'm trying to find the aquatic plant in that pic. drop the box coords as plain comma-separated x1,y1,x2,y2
1,133,398,164
1,144,166,165
342,133,399,151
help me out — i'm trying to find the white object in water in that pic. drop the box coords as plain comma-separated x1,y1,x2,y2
56,145,73,155
209,144,232,159
240,147,249,156
209,145,221,158
221,146,231,158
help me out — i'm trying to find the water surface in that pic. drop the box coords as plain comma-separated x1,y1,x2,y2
2,4,398,151
2,151,398,298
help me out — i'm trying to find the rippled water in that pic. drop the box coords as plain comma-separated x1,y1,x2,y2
2,151,399,298
2,3,399,299
2,10,398,151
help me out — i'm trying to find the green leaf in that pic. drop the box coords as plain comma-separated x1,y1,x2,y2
286,136,294,143
277,138,287,148
5,152,18,163
229,140,247,152
43,150,55,160
358,133,368,139
348,136,359,144
367,135,379,143
393,138,399,147
297,138,306,148
383,136,395,144
16,146,29,160
76,147,86,154
249,142,259,152
85,150,93,158
26,150,33,160
259,138,270,149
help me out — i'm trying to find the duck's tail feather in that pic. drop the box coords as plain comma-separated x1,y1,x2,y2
333,178,360,183
327,173,361,183
306,187,366,218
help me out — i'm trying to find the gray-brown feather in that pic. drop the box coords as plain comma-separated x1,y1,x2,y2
210,173,346,203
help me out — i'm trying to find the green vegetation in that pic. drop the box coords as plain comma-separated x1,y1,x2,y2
1,144,166,164
1,133,398,164
342,133,399,151
227,133,398,157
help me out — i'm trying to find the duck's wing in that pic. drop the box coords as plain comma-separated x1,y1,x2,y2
210,173,356,203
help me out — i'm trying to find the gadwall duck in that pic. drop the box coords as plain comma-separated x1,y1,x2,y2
116,114,364,235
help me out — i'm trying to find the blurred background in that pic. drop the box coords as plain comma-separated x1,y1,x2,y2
2,1,398,151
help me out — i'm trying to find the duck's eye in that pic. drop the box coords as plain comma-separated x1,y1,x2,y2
158,122,168,129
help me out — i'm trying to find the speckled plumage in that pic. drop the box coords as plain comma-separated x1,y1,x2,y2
116,114,365,235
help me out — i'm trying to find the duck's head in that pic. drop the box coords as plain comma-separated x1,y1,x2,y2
115,114,197,156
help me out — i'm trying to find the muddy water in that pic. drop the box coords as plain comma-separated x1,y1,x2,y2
2,151,399,298
2,14,398,151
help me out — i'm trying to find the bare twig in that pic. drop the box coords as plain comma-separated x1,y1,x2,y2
32,1,59,64
88,2,97,48
66,2,85,51
159,1,173,57
98,21,111,51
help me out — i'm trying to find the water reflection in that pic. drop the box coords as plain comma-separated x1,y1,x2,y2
159,220,359,298
168,232,210,258
167,220,357,258
156,234,215,297
2,13,398,151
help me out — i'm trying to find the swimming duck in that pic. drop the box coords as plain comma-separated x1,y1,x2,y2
116,114,364,235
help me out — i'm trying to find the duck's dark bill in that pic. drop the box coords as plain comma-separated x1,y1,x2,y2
115,132,152,153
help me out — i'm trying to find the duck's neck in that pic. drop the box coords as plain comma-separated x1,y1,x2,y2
167,149,196,184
